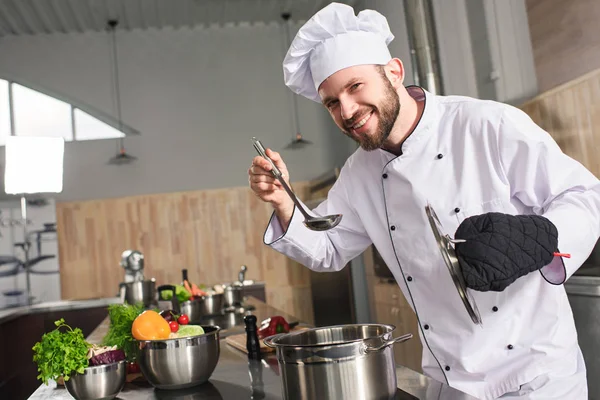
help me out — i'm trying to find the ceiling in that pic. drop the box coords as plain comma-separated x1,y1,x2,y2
0,0,361,36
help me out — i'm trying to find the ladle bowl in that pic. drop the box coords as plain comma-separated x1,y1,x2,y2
252,137,343,231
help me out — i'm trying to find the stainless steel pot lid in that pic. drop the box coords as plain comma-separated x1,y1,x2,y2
425,203,482,325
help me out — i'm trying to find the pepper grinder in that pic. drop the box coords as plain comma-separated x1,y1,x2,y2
244,314,262,360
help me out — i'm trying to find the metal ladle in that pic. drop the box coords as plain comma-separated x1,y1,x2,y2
252,137,343,231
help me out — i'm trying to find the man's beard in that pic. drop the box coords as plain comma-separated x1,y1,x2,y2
342,81,401,151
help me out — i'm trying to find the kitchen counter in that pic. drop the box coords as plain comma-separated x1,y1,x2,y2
28,297,476,400
0,282,268,325
0,297,122,324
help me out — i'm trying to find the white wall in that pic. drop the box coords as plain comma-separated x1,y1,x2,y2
0,22,356,202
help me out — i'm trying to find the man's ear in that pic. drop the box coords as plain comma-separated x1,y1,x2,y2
385,58,405,88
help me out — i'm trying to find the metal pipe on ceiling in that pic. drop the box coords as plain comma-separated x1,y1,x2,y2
403,0,444,95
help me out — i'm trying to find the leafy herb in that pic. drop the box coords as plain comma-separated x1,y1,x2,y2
102,303,145,361
32,318,91,385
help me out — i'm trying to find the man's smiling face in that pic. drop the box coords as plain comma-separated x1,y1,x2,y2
319,64,401,151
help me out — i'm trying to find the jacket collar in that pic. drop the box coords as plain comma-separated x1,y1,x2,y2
376,86,437,161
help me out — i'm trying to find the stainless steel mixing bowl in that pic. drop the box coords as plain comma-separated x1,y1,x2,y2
64,360,126,400
137,325,221,390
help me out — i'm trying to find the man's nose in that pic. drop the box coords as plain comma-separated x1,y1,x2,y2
340,98,359,121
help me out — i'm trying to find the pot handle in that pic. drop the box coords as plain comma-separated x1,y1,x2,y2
263,333,287,349
364,333,413,354
157,285,180,313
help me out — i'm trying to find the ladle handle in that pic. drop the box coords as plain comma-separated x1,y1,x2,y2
252,137,312,220
252,137,282,178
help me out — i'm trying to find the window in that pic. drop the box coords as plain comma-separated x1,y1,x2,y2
12,83,73,140
0,77,138,144
74,109,125,141
0,80,9,145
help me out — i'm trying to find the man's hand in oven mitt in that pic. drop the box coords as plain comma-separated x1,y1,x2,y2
453,212,558,292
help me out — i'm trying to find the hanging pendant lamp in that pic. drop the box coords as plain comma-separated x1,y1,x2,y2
281,12,313,150
106,19,137,165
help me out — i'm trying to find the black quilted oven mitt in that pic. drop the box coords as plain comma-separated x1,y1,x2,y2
454,213,558,292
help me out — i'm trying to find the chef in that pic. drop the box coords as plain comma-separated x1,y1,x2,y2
248,2,600,399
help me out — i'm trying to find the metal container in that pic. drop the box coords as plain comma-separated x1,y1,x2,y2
223,284,243,308
2,289,27,308
137,325,221,390
64,360,126,400
180,294,224,322
264,324,412,400
119,279,156,307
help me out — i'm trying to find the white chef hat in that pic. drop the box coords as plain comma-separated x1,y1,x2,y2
282,2,394,103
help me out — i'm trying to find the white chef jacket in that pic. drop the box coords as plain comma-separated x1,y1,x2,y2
263,86,600,399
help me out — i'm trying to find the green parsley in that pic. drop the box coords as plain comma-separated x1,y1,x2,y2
102,303,145,361
32,318,91,385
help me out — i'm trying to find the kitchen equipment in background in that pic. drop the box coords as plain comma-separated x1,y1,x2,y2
223,284,243,310
120,250,144,282
21,222,59,275
137,325,221,390
118,250,157,307
0,252,56,278
4,136,65,306
2,289,27,307
159,282,224,323
238,265,247,284
264,324,413,400
425,203,482,325
251,137,342,231
214,265,257,312
120,279,156,308
179,294,224,323
0,198,62,307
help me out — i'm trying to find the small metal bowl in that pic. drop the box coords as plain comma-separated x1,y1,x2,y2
137,325,221,390
64,360,126,400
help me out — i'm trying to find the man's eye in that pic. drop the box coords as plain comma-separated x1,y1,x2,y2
351,83,362,90
328,100,339,108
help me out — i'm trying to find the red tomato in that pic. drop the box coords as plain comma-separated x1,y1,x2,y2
127,362,140,374
169,321,179,332
178,314,189,325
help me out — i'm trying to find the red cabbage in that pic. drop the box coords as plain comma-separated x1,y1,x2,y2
88,349,126,366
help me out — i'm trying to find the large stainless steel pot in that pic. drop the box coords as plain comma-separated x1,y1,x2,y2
264,324,412,400
119,279,156,307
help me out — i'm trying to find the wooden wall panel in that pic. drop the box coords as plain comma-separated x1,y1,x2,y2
526,0,600,92
520,67,600,178
56,182,315,324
